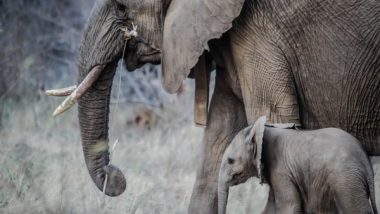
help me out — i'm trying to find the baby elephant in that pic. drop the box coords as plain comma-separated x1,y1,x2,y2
218,116,377,214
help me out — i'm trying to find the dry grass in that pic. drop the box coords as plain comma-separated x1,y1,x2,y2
0,79,269,214
1,81,379,213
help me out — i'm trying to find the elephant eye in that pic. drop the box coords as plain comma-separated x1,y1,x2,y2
113,0,128,16
227,158,234,165
117,3,126,13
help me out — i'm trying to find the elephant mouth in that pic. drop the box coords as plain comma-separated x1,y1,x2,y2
144,49,161,57
139,49,161,64
230,172,249,186
123,37,161,71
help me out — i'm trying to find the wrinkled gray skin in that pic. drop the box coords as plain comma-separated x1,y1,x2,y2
219,117,378,214
75,0,380,211
76,0,161,196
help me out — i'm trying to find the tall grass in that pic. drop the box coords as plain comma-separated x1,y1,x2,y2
0,76,270,214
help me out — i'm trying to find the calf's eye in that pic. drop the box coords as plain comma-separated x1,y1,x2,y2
227,158,234,165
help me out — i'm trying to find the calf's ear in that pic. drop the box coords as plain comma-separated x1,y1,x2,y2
246,116,266,183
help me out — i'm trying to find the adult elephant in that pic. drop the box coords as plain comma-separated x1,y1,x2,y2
50,0,380,213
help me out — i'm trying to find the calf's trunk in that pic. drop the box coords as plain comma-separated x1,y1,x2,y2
218,179,229,214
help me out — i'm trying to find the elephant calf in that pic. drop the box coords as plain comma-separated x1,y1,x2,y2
218,116,377,214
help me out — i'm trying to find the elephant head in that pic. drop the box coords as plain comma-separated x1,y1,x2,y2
49,0,246,197
218,116,267,214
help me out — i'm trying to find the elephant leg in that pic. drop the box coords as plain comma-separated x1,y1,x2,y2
262,188,275,214
0,104,2,129
272,177,302,214
335,186,373,214
188,72,247,214
371,156,380,209
230,28,300,125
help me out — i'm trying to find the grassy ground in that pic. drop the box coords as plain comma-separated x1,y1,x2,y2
1,81,379,213
0,81,269,214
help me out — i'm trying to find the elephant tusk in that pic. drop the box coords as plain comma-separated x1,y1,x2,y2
52,65,106,117
193,53,210,127
52,96,76,117
45,85,77,97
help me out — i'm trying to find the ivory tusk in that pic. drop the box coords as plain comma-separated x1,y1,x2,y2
52,96,77,117
193,53,210,127
52,65,106,117
45,85,77,97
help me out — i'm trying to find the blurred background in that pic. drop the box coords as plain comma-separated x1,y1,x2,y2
0,0,280,213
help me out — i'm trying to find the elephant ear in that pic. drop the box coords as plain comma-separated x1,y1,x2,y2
246,116,267,184
162,0,245,93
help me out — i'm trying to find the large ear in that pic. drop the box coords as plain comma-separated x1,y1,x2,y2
246,116,267,183
162,0,245,93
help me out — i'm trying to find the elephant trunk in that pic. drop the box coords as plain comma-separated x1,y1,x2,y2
218,176,230,214
78,62,126,196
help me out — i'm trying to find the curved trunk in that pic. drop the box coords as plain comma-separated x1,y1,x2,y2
78,63,126,196
218,179,229,214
